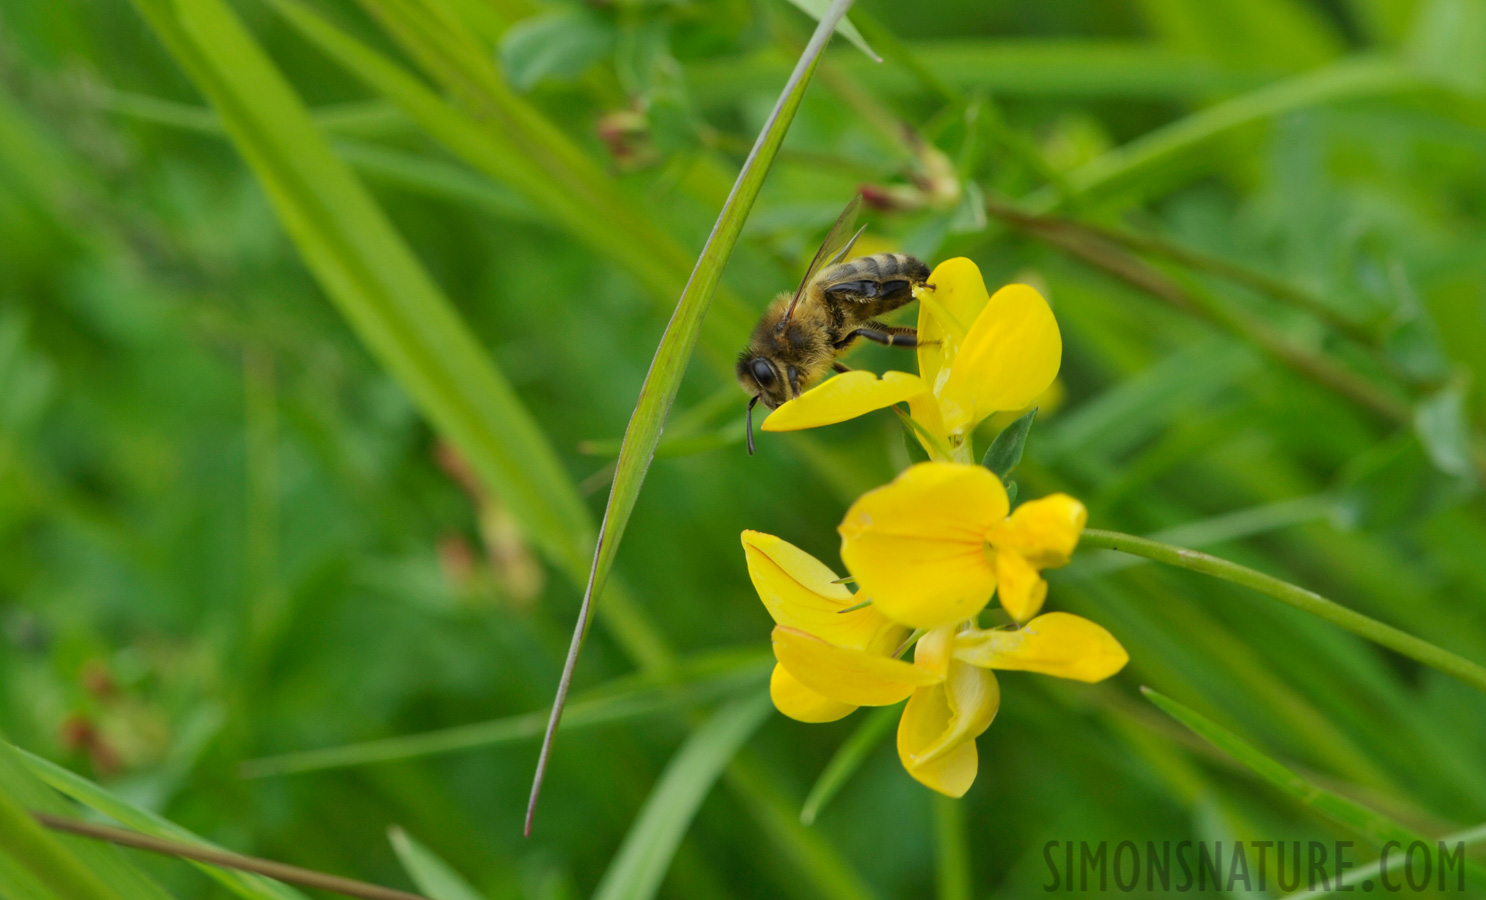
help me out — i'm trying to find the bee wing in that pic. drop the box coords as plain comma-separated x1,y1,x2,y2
824,224,868,268
777,194,863,332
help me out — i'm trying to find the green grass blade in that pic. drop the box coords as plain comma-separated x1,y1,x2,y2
238,649,770,777
799,706,896,825
388,828,485,900
1031,57,1429,208
723,756,878,900
0,740,170,900
19,750,307,900
1141,688,1425,847
129,0,593,575
528,0,859,834
1283,821,1486,899
125,16,873,892
592,692,773,900
0,765,127,900
268,0,695,313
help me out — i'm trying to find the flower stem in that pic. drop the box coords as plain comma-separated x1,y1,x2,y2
1080,529,1486,696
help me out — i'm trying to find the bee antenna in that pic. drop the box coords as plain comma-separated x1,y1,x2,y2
746,395,759,456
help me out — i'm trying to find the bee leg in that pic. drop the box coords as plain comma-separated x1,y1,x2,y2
832,362,853,374
837,323,920,349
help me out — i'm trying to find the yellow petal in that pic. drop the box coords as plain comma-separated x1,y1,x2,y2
839,463,1007,629
901,735,978,798
952,613,1129,683
912,625,957,681
939,284,1061,434
992,548,1046,623
762,370,927,432
773,626,942,706
985,493,1087,569
741,530,897,650
985,379,1066,432
897,664,1000,797
916,258,990,398
770,663,858,723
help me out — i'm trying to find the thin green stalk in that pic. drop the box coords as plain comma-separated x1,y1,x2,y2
1082,529,1486,695
932,795,971,900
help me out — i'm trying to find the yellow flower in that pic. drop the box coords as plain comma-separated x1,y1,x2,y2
761,258,1061,462
896,613,1128,795
839,462,1087,628
742,531,940,723
743,530,1128,797
896,625,1000,797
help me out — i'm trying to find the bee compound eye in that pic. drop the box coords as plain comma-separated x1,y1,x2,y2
751,359,776,386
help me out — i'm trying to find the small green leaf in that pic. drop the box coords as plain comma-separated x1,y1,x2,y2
799,706,897,825
1414,379,1476,480
388,829,485,900
593,692,773,900
1004,479,1018,506
499,7,616,92
981,408,1037,478
1335,432,1472,530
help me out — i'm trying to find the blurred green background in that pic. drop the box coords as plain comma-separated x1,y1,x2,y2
2,0,1485,897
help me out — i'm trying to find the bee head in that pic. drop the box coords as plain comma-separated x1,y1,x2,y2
738,355,797,456
736,356,790,411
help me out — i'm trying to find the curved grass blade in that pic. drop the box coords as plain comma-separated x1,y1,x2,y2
1027,57,1429,209
592,692,773,900
0,740,166,900
527,0,860,835
1144,688,1486,886
129,0,592,576
20,750,307,900
799,706,896,825
1142,688,1425,848
1283,821,1486,899
0,772,126,900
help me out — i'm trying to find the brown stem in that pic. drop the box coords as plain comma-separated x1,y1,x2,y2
32,812,428,900
986,199,1413,422
989,199,1486,481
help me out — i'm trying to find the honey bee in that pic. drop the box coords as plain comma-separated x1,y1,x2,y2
737,194,930,454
